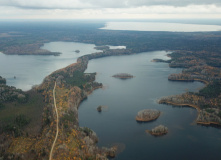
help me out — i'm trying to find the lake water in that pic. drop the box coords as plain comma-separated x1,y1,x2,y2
101,22,221,32
79,51,221,160
0,42,103,90
0,42,126,91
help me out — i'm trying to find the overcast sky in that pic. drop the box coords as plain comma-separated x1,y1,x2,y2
1,0,221,19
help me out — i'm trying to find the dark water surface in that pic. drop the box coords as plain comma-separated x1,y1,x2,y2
79,51,221,160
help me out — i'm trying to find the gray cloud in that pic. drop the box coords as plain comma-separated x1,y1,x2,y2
1,0,221,9
125,0,221,7
82,0,221,7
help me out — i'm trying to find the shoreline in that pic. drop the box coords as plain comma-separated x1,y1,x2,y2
168,78,209,85
159,100,221,126
159,100,200,111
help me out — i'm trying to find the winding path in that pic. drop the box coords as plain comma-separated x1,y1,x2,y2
49,82,59,160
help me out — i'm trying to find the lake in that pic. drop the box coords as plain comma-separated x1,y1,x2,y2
78,51,221,160
0,41,220,159
100,22,221,32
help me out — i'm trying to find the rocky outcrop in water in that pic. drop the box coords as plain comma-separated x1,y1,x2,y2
75,50,80,53
136,109,160,122
97,106,102,112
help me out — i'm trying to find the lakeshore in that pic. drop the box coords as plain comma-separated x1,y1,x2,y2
168,77,209,85
158,100,220,126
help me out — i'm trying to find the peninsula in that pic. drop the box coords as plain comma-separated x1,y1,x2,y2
0,50,128,159
154,50,221,126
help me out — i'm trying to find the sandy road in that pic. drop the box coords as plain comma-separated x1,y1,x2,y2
49,82,59,160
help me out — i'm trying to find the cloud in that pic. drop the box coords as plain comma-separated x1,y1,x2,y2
1,0,221,19
0,0,95,9
1,0,221,9
1,4,221,19
124,0,221,7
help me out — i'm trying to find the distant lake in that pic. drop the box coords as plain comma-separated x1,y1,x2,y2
101,22,221,32
79,51,221,160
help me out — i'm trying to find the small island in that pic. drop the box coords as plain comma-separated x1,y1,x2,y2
97,105,102,112
146,125,168,136
75,50,80,53
97,105,108,112
112,73,134,79
136,109,160,122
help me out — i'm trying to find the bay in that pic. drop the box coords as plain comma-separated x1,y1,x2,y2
79,51,221,160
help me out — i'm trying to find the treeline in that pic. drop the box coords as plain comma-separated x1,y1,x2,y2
54,70,97,89
0,84,27,103
1,21,221,57
1,114,30,137
197,81,221,98
0,76,6,84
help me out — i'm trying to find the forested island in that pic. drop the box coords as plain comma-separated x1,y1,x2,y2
112,73,134,79
136,109,160,122
1,21,221,159
146,125,168,136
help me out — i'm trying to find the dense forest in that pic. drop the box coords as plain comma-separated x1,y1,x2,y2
0,21,221,55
